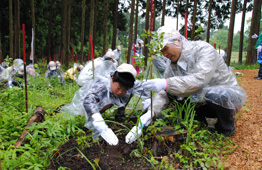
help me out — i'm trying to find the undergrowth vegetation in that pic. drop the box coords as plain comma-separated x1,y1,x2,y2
0,69,239,169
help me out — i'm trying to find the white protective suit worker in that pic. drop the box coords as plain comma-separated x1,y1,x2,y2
45,61,65,84
76,50,118,86
64,64,84,81
62,63,151,145
113,45,122,65
0,59,23,85
126,26,247,144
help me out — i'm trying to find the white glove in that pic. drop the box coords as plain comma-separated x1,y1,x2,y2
125,110,154,144
140,110,154,127
92,113,108,133
142,99,151,111
251,34,258,39
8,80,13,88
100,128,119,145
142,79,167,92
125,126,142,144
92,113,119,145
257,45,262,53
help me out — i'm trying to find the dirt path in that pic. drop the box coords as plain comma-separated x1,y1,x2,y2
223,69,262,169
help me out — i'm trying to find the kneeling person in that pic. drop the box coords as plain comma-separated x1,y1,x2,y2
62,63,150,145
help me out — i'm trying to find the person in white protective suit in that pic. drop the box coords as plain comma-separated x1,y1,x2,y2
62,63,151,145
26,64,39,77
76,50,118,86
126,26,247,144
0,64,4,75
0,59,24,87
131,39,145,75
152,54,170,78
64,63,84,81
45,61,65,84
216,49,227,61
113,45,122,65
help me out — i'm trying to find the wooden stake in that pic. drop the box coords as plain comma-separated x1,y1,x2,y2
185,13,187,39
150,0,153,126
90,35,95,79
22,24,28,113
60,50,63,64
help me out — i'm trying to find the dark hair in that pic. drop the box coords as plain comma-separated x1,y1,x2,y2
112,71,135,90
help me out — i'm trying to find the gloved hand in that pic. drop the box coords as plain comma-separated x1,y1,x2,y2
251,34,258,39
100,128,119,145
140,110,154,127
92,113,119,145
92,113,108,133
257,45,262,53
8,80,13,88
142,99,151,111
125,126,142,144
142,79,167,92
125,110,154,144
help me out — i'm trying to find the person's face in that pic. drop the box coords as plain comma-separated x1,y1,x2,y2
161,39,182,62
111,78,128,97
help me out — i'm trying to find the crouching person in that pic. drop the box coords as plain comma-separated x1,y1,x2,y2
62,63,150,145
126,26,247,144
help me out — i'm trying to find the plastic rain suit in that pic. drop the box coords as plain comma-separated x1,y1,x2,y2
64,67,80,80
76,57,117,86
45,68,64,83
152,55,170,78
62,71,150,140
113,49,122,63
151,37,247,115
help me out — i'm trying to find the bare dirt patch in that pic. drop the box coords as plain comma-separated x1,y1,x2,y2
47,69,262,170
222,69,262,169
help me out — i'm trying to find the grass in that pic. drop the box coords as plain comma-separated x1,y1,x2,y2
0,59,249,169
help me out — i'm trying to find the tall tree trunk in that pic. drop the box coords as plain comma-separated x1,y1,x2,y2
14,0,20,59
93,0,98,52
134,0,139,44
153,0,156,31
67,0,72,63
0,34,2,62
238,0,247,64
161,0,166,26
80,0,86,62
46,0,54,58
31,0,35,62
127,0,136,64
185,0,189,37
246,0,261,64
103,0,108,55
206,0,212,43
111,0,119,50
191,0,197,40
62,0,68,67
9,0,13,59
253,0,261,63
185,0,189,18
89,0,95,58
225,0,237,66
143,0,150,65
60,0,65,64
176,0,179,30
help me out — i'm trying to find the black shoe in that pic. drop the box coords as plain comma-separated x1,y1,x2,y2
219,128,235,137
254,76,262,80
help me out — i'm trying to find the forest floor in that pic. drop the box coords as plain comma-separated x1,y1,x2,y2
47,69,262,170
222,69,262,170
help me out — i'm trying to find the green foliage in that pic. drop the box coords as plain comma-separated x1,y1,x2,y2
0,74,84,169
0,69,236,169
230,62,259,70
